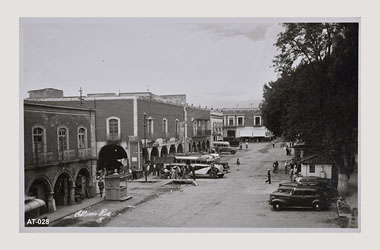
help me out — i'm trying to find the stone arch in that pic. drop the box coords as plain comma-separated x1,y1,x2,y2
197,141,201,152
161,146,168,157
151,147,159,163
201,141,206,151
53,171,73,206
26,174,53,215
169,145,176,155
177,144,183,153
74,166,92,199
192,142,197,152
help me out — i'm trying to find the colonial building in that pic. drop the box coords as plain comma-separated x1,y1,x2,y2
185,105,212,153
221,108,272,141
24,101,97,214
26,89,207,173
210,110,224,144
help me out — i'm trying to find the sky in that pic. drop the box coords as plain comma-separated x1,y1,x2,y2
20,18,284,108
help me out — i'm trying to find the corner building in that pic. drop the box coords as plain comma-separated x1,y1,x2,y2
24,101,97,214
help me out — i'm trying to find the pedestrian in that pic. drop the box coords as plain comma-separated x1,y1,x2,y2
245,141,248,149
132,165,137,180
191,164,196,181
272,142,275,148
236,158,240,171
289,167,294,181
273,161,278,173
98,178,105,197
284,160,289,174
240,144,243,150
265,169,271,184
182,166,187,179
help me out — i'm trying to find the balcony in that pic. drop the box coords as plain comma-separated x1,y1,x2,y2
78,148,93,160
58,150,75,161
32,152,53,165
193,130,211,137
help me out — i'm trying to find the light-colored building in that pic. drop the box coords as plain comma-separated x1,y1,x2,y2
221,108,272,141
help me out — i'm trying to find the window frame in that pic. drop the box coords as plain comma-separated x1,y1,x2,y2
77,126,88,149
57,126,69,152
106,116,121,140
254,116,262,126
32,125,47,154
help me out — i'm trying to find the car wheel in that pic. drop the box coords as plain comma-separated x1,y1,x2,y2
313,202,322,211
273,202,282,211
209,170,217,179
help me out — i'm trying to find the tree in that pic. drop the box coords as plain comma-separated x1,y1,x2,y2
262,23,358,194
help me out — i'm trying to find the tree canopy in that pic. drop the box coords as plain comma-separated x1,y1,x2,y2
261,23,358,190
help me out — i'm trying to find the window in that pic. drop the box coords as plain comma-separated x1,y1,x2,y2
162,118,168,133
78,127,87,149
309,164,315,173
229,117,234,126
106,117,120,140
254,116,261,126
175,119,180,137
293,190,303,196
237,116,244,126
58,127,68,151
32,127,45,153
147,118,154,135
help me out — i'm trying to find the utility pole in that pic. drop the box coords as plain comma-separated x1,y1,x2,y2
143,112,148,182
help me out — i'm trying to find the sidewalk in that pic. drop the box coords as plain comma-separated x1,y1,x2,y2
47,175,168,223
47,196,104,223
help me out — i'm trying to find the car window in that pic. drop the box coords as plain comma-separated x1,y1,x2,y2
293,190,303,195
303,190,315,196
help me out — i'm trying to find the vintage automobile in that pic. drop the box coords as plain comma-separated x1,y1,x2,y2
212,141,237,154
269,187,330,211
189,163,224,178
278,181,331,196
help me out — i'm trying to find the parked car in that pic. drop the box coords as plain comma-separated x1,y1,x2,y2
278,181,331,196
269,187,330,211
275,186,294,194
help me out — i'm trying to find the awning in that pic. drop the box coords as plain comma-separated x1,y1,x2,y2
25,198,46,213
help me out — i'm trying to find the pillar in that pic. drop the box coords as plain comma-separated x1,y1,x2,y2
69,181,76,205
47,192,56,213
63,178,68,205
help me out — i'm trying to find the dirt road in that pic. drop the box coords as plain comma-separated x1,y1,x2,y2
51,142,339,228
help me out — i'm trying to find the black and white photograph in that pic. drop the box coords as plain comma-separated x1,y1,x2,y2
19,17,360,232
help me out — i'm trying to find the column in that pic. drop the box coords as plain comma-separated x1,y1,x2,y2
69,180,76,205
47,192,56,213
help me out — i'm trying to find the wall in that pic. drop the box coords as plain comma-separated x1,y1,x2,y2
301,164,332,179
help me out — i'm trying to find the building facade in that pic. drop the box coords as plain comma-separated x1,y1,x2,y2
222,108,272,141
24,101,97,214
26,89,194,172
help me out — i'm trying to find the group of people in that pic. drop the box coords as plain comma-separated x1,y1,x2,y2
239,141,249,150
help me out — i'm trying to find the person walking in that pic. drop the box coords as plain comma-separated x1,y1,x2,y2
98,178,105,197
190,164,196,181
265,169,271,184
236,158,240,171
245,141,248,149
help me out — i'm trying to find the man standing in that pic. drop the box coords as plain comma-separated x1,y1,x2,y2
265,169,271,184
236,158,240,171
98,178,105,197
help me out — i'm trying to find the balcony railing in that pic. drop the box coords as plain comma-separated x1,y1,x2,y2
193,130,211,137
78,148,93,160
58,150,75,161
32,152,53,165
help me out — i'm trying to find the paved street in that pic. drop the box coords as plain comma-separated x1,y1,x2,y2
50,142,339,228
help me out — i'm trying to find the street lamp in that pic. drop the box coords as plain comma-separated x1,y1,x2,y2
143,112,148,182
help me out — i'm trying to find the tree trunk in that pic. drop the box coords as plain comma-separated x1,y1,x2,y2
337,173,349,195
